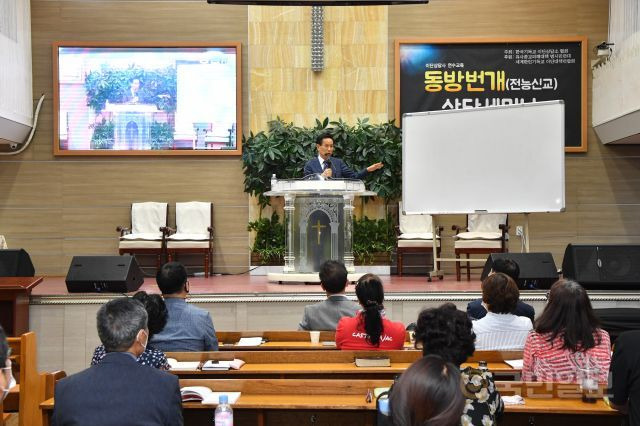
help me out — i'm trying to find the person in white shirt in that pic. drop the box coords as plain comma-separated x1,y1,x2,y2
472,272,532,350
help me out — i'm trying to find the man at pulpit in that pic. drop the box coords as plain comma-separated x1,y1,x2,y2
125,78,141,104
303,133,384,179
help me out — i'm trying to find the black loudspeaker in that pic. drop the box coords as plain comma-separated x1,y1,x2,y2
65,256,144,293
0,249,35,277
480,252,559,289
562,244,640,289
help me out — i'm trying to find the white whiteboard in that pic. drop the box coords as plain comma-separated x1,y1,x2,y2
402,101,565,215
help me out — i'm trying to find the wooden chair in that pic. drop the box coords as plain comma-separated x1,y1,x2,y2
117,202,168,270
164,202,214,277
452,213,509,281
6,332,39,426
396,202,442,278
38,371,66,426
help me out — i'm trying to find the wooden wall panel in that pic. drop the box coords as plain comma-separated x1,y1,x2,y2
248,5,389,132
0,1,249,275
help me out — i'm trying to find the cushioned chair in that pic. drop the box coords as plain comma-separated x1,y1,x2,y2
164,202,214,277
396,202,442,279
117,202,168,270
452,214,509,281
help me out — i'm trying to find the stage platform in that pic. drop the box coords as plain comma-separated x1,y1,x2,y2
27,274,640,375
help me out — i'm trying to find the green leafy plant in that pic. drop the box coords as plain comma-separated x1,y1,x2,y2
353,215,395,265
89,119,115,149
84,66,177,112
248,212,285,264
242,117,402,212
150,122,174,150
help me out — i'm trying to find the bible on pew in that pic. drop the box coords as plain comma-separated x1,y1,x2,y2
202,359,245,371
180,386,241,404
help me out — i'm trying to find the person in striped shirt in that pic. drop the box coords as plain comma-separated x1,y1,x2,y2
522,280,611,383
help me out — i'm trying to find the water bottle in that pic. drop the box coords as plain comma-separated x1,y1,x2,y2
270,174,277,190
377,396,392,426
214,394,233,426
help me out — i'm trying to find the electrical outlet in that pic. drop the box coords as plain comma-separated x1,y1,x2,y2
516,226,524,237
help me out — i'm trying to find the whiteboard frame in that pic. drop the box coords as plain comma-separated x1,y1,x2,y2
402,100,566,215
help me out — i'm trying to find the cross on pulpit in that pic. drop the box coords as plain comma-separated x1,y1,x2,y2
310,219,326,245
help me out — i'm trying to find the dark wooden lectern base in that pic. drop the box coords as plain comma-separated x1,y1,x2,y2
0,277,43,336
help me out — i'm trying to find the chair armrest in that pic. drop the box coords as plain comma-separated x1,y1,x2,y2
435,225,444,236
451,225,466,234
160,226,176,236
499,224,510,237
394,225,401,237
207,226,214,238
116,226,131,237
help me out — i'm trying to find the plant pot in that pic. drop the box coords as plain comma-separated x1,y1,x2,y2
250,252,284,266
355,252,391,266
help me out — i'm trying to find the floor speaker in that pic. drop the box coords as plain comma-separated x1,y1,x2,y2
0,249,35,277
480,252,559,289
65,256,144,293
562,244,640,289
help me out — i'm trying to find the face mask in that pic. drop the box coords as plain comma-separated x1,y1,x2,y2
2,360,16,402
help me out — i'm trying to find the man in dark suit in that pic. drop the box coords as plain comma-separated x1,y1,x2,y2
467,258,535,323
299,260,360,331
52,297,183,426
303,133,383,179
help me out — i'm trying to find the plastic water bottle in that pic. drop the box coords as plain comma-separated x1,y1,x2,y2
214,394,233,426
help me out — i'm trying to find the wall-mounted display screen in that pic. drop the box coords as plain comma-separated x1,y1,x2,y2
53,42,242,156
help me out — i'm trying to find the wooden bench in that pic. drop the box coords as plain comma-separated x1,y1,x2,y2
164,349,521,380
5,332,39,426
40,378,621,426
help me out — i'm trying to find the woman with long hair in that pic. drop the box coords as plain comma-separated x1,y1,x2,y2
335,274,405,350
390,355,465,426
522,279,611,383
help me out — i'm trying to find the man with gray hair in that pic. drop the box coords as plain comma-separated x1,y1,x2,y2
52,297,183,425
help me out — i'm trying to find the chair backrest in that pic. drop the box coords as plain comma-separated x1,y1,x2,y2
398,202,433,234
0,235,7,249
468,213,507,232
7,332,39,426
175,202,212,234
131,202,167,234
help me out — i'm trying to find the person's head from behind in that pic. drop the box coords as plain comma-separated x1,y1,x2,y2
536,279,601,351
132,291,168,340
482,272,519,314
315,133,334,160
355,274,385,346
97,297,148,357
414,303,475,366
319,260,348,295
156,262,188,295
490,257,520,281
390,355,465,426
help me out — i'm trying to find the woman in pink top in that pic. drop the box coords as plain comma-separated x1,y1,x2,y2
335,274,405,350
522,280,611,383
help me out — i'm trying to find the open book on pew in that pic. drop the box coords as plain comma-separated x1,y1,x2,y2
180,386,241,404
235,337,265,346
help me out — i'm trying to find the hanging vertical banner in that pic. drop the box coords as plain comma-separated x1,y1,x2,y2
395,38,588,152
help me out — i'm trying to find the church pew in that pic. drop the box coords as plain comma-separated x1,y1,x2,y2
5,332,40,426
37,371,66,426
39,378,622,426
217,330,415,350
165,349,521,380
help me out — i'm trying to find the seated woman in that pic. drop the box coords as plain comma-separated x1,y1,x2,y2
390,355,465,426
91,291,170,370
414,303,504,426
335,274,405,350
472,272,532,350
522,279,611,383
